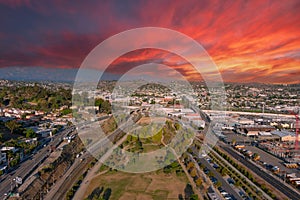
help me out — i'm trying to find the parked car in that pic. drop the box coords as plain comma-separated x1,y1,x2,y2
239,191,246,198
210,176,217,184
213,164,219,169
227,178,235,184
204,167,209,174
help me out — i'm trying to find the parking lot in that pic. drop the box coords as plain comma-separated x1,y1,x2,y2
223,133,253,144
198,157,242,200
244,145,300,176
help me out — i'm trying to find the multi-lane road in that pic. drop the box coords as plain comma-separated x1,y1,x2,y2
191,102,300,200
221,145,300,200
0,126,74,199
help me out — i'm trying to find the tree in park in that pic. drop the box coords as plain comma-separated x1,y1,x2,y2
102,188,112,200
5,120,20,134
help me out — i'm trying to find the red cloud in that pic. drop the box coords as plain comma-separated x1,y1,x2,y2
0,0,299,83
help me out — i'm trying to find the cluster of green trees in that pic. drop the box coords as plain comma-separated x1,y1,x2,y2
8,153,20,167
73,95,111,114
24,128,36,138
4,138,38,167
163,161,184,176
95,98,111,114
0,84,71,112
4,138,37,153
60,108,72,116
5,120,21,134
4,120,36,138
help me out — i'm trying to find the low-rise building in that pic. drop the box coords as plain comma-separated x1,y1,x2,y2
1,147,18,153
271,130,296,142
236,125,275,136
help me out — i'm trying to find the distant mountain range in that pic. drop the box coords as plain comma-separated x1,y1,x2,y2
0,66,121,83
0,66,299,86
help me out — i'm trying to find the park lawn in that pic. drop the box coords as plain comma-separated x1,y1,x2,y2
85,170,188,200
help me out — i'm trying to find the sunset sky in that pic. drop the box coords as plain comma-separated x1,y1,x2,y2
0,0,299,83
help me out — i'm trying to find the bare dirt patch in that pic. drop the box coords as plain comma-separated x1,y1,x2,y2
119,192,137,200
145,173,186,199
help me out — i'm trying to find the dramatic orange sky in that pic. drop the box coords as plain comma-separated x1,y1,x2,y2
0,0,299,83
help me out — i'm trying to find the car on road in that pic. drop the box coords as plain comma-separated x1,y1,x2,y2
227,178,235,185
224,195,235,200
210,176,217,184
204,167,209,174
200,151,207,157
213,164,219,169
238,191,246,197
220,191,228,196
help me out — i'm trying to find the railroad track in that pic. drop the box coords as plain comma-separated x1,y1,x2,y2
49,155,94,200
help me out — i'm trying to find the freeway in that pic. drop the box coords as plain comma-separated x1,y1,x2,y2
221,145,300,200
0,126,74,199
76,115,110,129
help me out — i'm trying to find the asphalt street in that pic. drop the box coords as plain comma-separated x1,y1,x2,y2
0,127,74,199
221,145,300,200
198,157,242,200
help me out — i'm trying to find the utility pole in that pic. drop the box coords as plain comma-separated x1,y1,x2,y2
295,114,299,150
289,108,299,151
